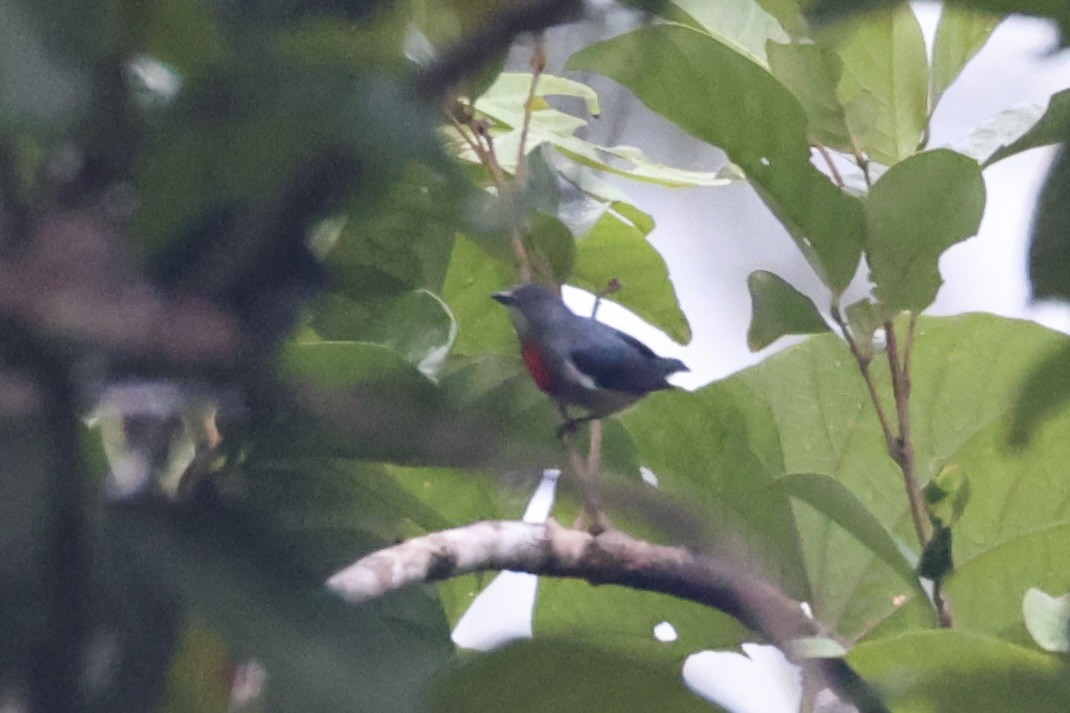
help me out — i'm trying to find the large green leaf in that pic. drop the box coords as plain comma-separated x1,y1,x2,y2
775,472,922,597
833,6,929,166
326,162,464,300
926,369,1070,642
622,382,813,601
134,63,440,261
572,202,692,344
310,290,456,379
440,234,517,355
534,578,748,664
730,315,1070,640
665,0,791,67
864,149,985,312
766,40,854,150
849,630,1070,712
427,639,722,713
568,23,865,293
805,0,1070,47
930,6,1001,111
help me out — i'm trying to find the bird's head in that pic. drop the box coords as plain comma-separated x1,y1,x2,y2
492,283,564,335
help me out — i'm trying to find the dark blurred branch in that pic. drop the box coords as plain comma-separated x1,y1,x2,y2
0,323,89,712
329,519,890,713
414,0,584,99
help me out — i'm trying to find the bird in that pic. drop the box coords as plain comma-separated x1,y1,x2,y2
492,283,688,435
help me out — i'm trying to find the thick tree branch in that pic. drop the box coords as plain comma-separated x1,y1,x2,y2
329,520,890,713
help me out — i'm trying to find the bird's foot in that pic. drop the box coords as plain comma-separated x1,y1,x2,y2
556,415,594,440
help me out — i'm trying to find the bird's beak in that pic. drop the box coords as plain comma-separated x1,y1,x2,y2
491,290,514,305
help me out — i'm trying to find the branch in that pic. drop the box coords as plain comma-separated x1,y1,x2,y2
413,0,584,99
884,319,929,547
329,520,890,713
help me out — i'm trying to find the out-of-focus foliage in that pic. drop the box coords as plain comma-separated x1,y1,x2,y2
2,0,1070,711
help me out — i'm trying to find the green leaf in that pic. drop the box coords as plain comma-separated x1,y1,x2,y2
311,290,456,378
142,0,225,79
568,23,865,293
135,63,440,262
864,149,985,312
754,0,810,36
326,162,464,300
1008,341,1070,446
725,315,1070,641
107,499,453,713
283,340,437,393
465,73,729,188
766,40,853,150
985,89,1070,166
535,579,748,663
805,0,1070,48
622,384,813,601
931,6,1001,110
1023,588,1070,653
849,630,1070,712
776,472,923,597
440,234,517,355
1030,145,1070,301
428,639,722,713
834,5,929,166
572,202,692,344
665,0,791,67
526,211,575,284
746,270,830,351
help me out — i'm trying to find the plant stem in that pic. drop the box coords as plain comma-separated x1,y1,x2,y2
514,40,546,185
831,307,898,454
562,427,610,534
449,110,533,282
884,319,929,547
815,144,845,188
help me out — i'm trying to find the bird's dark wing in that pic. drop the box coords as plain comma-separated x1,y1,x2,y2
570,343,665,394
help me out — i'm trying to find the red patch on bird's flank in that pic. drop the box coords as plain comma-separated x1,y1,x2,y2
521,342,555,393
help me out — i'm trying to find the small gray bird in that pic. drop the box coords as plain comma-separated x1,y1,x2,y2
492,283,688,434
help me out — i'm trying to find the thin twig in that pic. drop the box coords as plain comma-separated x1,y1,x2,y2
815,144,845,188
514,40,546,186
452,114,533,283
447,112,487,164
831,307,898,454
849,139,872,188
586,419,602,486
884,320,929,547
477,125,510,188
562,426,610,534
